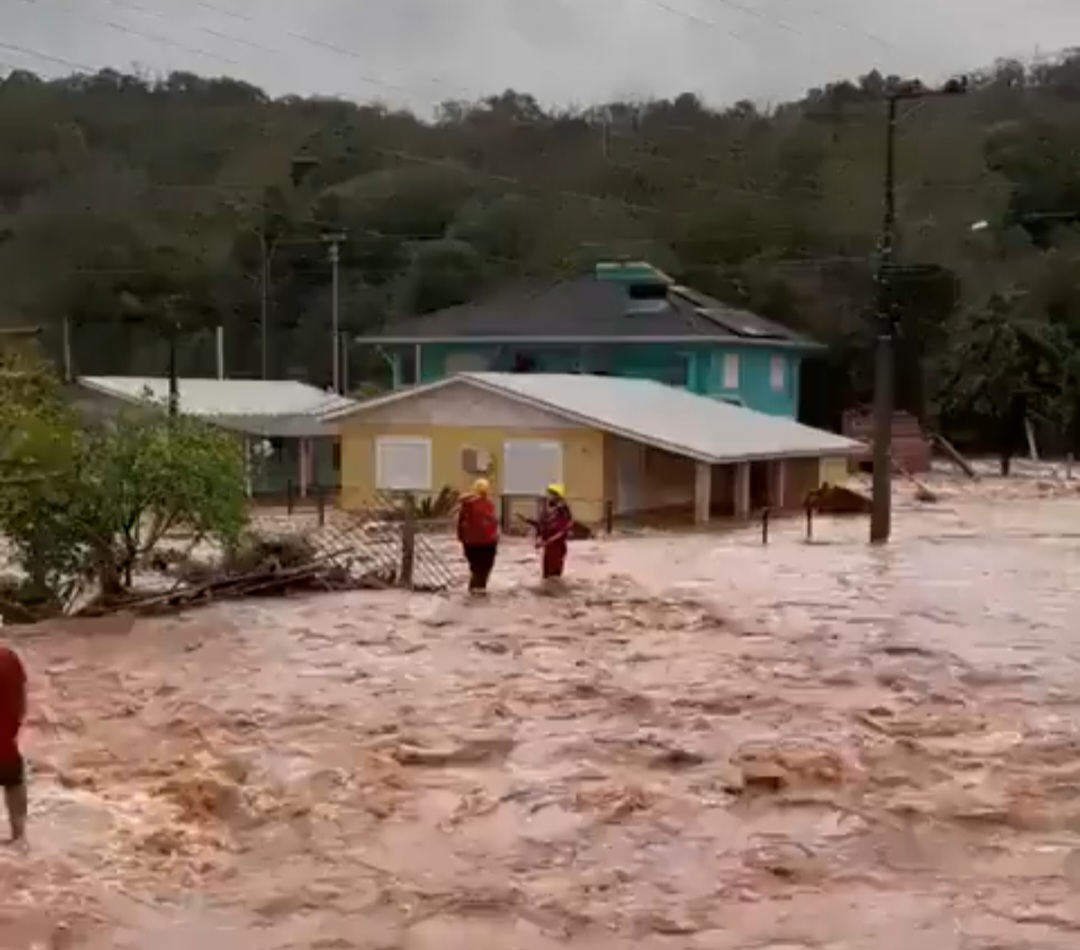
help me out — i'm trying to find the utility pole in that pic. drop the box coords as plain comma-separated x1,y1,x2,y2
166,304,180,418
215,325,225,380
870,94,897,545
168,336,179,417
259,229,270,380
61,316,72,382
870,78,967,545
322,231,347,393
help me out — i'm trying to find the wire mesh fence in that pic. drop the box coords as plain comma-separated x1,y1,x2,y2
249,488,461,592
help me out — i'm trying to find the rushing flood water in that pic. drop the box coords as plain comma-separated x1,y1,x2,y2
2,473,1080,948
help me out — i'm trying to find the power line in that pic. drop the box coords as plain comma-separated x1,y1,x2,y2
187,0,487,105
63,0,887,108
103,0,286,59
670,0,800,36
761,0,892,50
0,40,95,74
17,0,243,69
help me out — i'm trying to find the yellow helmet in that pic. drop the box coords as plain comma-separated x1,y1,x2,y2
472,478,491,496
546,483,565,498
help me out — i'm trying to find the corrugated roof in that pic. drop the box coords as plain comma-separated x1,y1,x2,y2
356,274,816,347
77,377,356,437
332,372,862,463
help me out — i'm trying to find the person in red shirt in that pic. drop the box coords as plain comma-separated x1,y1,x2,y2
0,643,27,843
536,483,573,580
457,478,500,594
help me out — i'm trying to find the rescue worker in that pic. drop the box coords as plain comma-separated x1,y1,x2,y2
457,478,500,594
536,483,573,580
0,641,27,844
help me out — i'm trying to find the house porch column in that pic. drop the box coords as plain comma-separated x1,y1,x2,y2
694,461,712,525
770,458,787,510
734,461,751,519
298,437,312,497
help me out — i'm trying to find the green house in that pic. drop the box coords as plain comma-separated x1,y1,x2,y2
354,262,821,419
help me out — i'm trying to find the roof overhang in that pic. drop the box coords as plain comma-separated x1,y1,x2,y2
206,415,341,438
74,378,344,438
324,373,863,464
357,335,824,351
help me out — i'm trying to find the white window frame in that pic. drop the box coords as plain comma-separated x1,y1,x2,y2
770,354,787,392
502,440,563,496
375,436,432,491
722,353,740,390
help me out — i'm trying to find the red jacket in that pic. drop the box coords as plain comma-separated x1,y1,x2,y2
539,501,573,544
458,494,499,546
0,645,26,763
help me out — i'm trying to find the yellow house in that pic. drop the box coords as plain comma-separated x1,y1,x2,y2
324,372,864,525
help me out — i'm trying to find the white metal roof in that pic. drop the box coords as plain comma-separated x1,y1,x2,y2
77,377,356,437
329,372,863,463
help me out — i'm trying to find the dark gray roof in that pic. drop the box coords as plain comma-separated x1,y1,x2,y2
359,275,815,346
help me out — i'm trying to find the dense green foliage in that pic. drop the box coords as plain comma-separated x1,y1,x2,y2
1,54,1079,457
0,352,246,608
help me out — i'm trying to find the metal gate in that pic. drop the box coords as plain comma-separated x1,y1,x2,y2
308,491,460,592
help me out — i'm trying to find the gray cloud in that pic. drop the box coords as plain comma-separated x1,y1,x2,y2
2,0,1075,112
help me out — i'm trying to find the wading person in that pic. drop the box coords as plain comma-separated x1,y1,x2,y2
0,641,27,844
457,478,499,594
536,484,573,580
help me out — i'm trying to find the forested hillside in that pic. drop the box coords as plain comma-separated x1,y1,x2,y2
0,52,1079,453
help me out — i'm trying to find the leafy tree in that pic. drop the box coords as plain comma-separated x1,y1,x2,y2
0,349,86,607
933,291,1077,473
0,356,247,607
77,403,247,595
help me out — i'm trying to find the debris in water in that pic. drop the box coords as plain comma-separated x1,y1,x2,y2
392,737,515,767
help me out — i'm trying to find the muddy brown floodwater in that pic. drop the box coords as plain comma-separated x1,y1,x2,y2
2,473,1080,949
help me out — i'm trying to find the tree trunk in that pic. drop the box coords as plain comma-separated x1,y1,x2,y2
1001,397,1026,477
94,546,124,600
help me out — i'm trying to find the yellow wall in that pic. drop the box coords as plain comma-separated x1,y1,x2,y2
340,423,608,524
819,455,850,486
782,456,825,508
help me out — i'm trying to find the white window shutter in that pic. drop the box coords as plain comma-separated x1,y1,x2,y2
503,440,563,495
375,437,432,491
722,353,740,389
770,355,786,392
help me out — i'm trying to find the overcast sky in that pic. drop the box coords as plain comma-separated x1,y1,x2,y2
2,0,1076,113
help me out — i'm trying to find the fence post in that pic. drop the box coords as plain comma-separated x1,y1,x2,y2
400,492,417,588
316,484,326,527
286,479,295,514
604,499,614,535
804,500,813,541
500,495,512,533
761,507,770,545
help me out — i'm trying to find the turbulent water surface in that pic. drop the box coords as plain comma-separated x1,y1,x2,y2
2,472,1080,949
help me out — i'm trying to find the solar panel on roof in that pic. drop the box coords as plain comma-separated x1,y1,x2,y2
626,299,668,314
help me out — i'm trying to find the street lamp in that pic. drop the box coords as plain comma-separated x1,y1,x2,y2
971,210,1080,246
321,231,347,393
870,77,968,545
258,155,320,379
